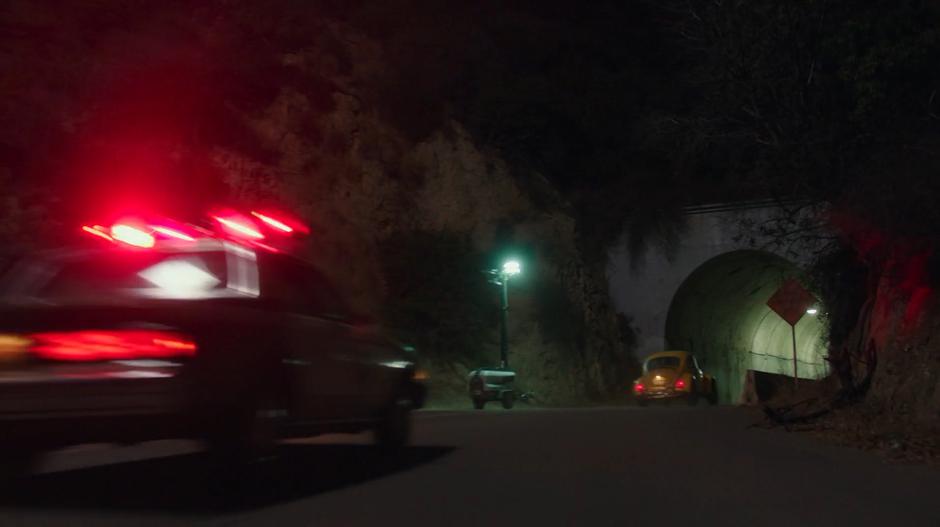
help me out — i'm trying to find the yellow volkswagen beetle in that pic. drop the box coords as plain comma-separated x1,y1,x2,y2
632,351,717,406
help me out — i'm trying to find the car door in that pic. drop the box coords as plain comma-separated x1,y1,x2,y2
298,273,383,418
352,330,412,412
259,255,354,422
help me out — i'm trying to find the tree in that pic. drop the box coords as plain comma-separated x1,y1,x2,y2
658,0,940,238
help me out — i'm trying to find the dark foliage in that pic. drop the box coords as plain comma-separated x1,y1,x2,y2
378,231,497,368
810,243,871,346
658,0,940,240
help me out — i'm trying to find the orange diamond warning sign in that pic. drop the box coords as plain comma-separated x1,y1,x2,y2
767,278,817,326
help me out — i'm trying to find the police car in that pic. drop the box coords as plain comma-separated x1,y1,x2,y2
0,210,426,475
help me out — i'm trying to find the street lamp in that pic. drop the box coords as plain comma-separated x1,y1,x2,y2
502,259,521,277
497,259,521,369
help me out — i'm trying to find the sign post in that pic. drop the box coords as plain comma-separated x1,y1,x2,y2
766,278,818,388
790,323,798,382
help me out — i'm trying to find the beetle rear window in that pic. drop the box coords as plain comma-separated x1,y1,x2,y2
645,356,680,371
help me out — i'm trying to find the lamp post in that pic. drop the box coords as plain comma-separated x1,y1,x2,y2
497,260,521,369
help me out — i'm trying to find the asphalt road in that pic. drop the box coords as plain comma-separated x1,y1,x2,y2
1,406,938,526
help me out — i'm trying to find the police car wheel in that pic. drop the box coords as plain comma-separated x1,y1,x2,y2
375,396,411,449
207,393,281,465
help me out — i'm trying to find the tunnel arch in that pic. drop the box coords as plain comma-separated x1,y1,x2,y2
664,250,829,403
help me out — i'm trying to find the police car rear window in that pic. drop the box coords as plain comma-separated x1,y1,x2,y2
32,251,228,303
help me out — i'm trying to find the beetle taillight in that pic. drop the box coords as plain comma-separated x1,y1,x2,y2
674,378,686,390
28,330,197,362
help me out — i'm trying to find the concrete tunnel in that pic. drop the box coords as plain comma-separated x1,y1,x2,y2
664,250,830,403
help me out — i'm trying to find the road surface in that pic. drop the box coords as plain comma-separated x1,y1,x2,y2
1,406,937,526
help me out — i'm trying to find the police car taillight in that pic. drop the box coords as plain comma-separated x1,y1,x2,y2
27,330,197,362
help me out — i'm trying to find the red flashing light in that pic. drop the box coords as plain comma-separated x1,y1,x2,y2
674,378,686,390
251,211,293,233
252,241,281,253
82,206,306,251
151,338,197,351
110,224,155,248
152,225,196,242
29,330,197,362
82,225,113,242
213,215,265,240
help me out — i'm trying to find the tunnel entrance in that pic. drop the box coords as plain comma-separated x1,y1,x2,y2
664,250,829,403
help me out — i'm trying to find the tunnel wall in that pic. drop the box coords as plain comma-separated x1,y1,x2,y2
664,250,829,403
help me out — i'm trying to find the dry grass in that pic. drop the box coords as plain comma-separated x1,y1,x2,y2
755,371,939,467
810,405,939,466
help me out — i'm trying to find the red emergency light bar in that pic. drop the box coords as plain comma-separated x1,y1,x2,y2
151,225,196,242
81,207,309,251
250,210,310,235
81,225,113,242
110,224,155,248
251,211,293,233
212,214,265,240
83,223,187,248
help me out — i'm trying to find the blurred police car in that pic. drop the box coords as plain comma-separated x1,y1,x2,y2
0,211,426,475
